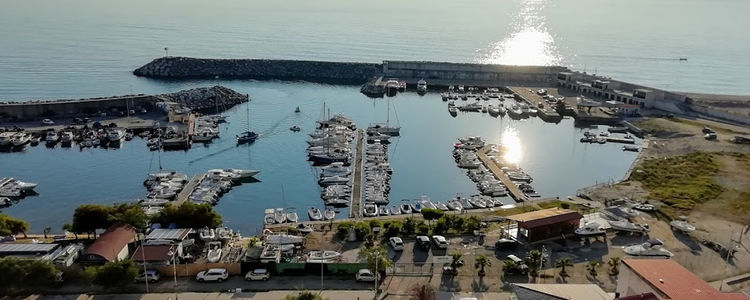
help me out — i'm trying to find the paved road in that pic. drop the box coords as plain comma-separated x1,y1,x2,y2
27,290,375,300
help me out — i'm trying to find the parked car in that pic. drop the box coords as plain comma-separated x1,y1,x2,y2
432,235,448,249
356,269,377,282
494,238,519,250
136,269,160,283
196,268,229,282
416,235,431,250
41,119,54,125
388,237,404,251
244,268,270,281
505,254,529,274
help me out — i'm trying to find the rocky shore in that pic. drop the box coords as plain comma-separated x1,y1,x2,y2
158,85,248,112
134,56,381,83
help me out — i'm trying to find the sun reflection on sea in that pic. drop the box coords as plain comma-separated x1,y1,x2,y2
501,128,522,166
476,0,561,66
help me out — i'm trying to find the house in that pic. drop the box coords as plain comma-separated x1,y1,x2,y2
617,258,749,299
80,223,137,265
144,228,192,258
513,283,611,300
506,208,583,243
131,244,176,266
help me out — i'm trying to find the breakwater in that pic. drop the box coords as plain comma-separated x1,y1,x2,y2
0,86,248,121
134,57,382,82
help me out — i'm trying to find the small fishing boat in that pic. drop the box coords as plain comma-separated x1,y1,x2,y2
286,208,299,223
264,208,276,226
622,145,640,152
633,203,655,211
207,241,222,263
446,199,463,211
199,228,215,241
290,126,301,132
379,207,390,216
575,222,606,237
411,202,422,213
324,208,336,220
363,204,379,217
389,206,401,215
609,220,650,234
308,207,323,221
295,106,301,113
236,131,258,144
400,204,412,214
296,223,314,234
435,202,449,211
274,208,286,224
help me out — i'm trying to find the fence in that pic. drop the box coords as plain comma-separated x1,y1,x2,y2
153,262,241,277
388,263,434,275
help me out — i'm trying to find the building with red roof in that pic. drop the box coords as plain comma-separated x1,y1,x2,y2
80,223,137,265
617,258,749,300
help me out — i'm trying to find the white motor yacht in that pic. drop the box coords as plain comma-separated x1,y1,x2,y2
286,209,299,223
206,241,222,263
308,207,323,221
363,204,379,217
11,133,31,147
624,239,673,257
108,129,125,142
324,208,336,220
274,208,286,224
575,222,606,237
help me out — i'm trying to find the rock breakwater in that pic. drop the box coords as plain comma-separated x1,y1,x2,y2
159,85,248,112
134,57,382,83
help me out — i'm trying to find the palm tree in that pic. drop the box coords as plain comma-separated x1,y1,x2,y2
586,260,601,277
555,257,573,277
43,227,51,239
607,257,621,276
474,254,491,276
449,252,463,275
502,259,518,277
525,250,543,276
409,284,436,300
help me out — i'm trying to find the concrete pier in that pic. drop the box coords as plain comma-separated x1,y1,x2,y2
175,173,206,204
349,130,364,219
475,145,527,202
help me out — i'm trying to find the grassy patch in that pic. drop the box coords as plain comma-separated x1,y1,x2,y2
630,152,724,209
488,205,538,217
633,118,675,133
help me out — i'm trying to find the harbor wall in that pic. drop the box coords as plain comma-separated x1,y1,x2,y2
383,60,569,86
133,57,382,82
0,95,156,121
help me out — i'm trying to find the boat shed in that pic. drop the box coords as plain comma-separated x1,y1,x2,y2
507,208,583,243
80,223,137,265
132,244,176,266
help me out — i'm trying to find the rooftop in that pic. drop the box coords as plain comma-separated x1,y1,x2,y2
131,244,175,262
507,208,583,228
0,243,59,255
85,223,137,262
145,228,192,241
514,283,611,300
623,259,749,300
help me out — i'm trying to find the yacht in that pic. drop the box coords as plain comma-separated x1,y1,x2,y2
389,206,401,215
236,131,258,144
609,220,650,234
416,79,427,94
321,162,352,177
206,241,222,263
418,196,437,210
487,105,500,116
624,239,673,257
367,124,400,136
446,199,463,211
108,129,125,142
670,218,696,233
448,106,458,116
11,133,31,147
0,132,13,146
59,132,73,146
575,222,606,237
193,131,216,143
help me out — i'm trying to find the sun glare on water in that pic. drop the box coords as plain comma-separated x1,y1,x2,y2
501,128,522,165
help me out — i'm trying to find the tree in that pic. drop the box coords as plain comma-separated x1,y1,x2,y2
71,204,113,237
383,220,403,238
449,252,463,275
91,260,138,287
433,217,449,235
607,257,621,276
403,218,416,235
525,250,543,276
110,203,149,231
416,222,430,235
353,221,371,240
463,215,482,233
284,291,328,300
248,236,260,248
586,260,601,277
358,245,391,273
43,227,52,239
409,284,436,300
502,259,518,276
421,208,444,226
62,223,78,240
335,221,354,240
0,257,58,294
555,257,573,277
0,214,29,238
474,254,491,276
151,202,222,229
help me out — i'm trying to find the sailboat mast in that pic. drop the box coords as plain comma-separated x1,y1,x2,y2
386,98,390,127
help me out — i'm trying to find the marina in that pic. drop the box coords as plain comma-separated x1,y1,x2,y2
1,81,641,233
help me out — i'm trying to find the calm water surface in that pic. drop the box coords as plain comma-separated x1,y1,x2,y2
2,0,740,231
2,81,639,232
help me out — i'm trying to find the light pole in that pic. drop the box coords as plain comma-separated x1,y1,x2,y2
374,250,379,300
164,47,169,57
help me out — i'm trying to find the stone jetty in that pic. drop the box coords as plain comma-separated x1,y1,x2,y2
158,85,248,112
0,85,247,120
134,56,381,82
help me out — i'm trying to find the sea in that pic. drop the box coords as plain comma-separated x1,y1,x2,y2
0,0,747,232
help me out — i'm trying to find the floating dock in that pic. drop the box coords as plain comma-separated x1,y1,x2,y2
349,130,364,219
475,145,527,202
174,173,206,204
